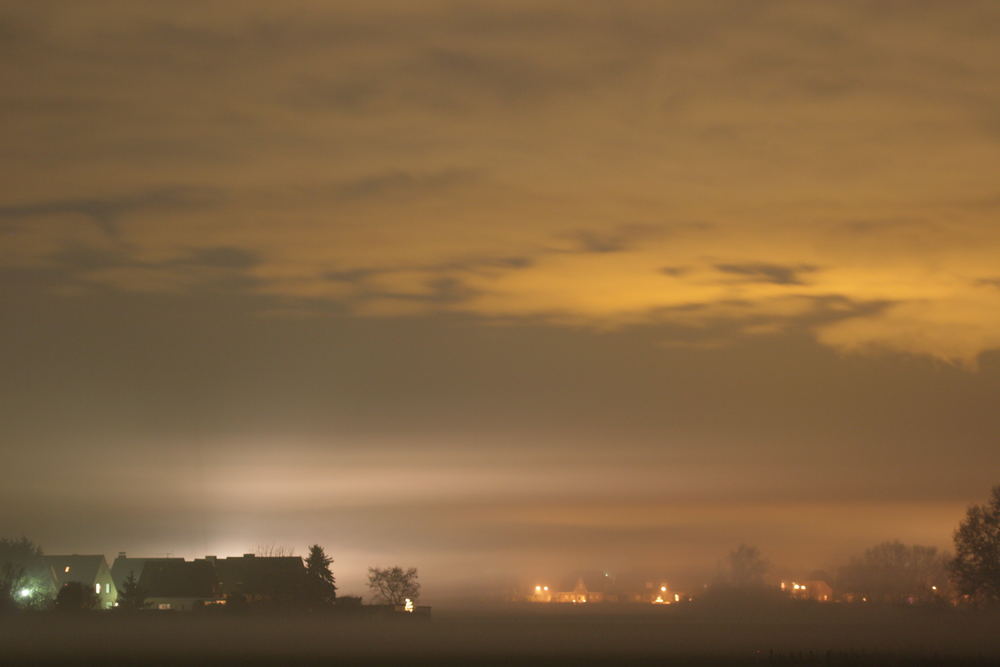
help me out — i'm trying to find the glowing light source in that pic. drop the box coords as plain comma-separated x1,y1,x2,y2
543,586,549,591
535,585,542,592
404,598,414,613
64,566,70,573
660,585,667,592
674,593,680,602
18,588,31,599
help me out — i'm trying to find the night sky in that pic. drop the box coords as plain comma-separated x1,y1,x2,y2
2,1,1000,601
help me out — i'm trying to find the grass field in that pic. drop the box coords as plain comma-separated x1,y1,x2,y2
2,603,999,665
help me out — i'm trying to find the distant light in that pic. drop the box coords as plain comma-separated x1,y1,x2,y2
18,588,31,599
95,583,101,594
535,585,542,592
653,595,665,604
404,598,414,613
931,586,938,591
543,586,549,591
660,585,667,592
64,566,70,573
674,593,680,602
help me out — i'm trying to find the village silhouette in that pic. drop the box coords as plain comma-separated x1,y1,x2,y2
3,486,1000,665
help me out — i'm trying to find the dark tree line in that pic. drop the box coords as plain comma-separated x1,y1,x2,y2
836,541,950,604
951,485,1000,606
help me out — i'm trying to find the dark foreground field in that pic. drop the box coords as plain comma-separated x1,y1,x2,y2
2,604,999,666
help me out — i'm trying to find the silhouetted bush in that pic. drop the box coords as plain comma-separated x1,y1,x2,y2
55,582,97,612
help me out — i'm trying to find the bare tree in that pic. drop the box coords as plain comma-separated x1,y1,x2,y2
727,544,769,587
951,485,1000,606
838,541,950,604
254,544,295,557
367,566,420,605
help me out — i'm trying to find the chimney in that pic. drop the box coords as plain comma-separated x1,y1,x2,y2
205,555,217,561
243,553,255,558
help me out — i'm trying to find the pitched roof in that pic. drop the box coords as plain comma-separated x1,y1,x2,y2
40,555,108,587
212,555,307,595
110,556,183,591
139,560,218,598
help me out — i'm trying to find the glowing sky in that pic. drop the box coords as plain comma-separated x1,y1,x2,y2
2,1,999,600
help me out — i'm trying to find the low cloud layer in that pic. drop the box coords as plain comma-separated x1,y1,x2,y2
3,1,1000,365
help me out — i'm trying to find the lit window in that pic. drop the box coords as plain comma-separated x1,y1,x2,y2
105,583,110,594
95,583,101,594
64,566,71,573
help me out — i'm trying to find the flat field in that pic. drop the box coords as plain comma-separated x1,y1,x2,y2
2,603,999,666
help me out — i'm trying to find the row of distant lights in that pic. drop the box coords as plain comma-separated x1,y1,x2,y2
780,582,807,591
535,584,680,604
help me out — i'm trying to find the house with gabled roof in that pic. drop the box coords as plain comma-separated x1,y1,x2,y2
212,554,308,608
139,559,223,611
40,555,117,609
110,552,184,593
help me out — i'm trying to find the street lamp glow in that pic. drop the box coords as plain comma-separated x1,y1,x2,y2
18,588,31,599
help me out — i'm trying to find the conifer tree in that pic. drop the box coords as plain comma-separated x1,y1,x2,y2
305,544,336,607
116,572,148,611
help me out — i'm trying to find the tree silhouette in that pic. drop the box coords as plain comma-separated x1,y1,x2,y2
951,485,1000,606
367,566,420,605
0,537,42,565
304,544,336,607
0,538,42,613
254,544,295,557
838,541,949,604
115,572,149,611
0,563,27,614
727,544,768,587
55,582,98,612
